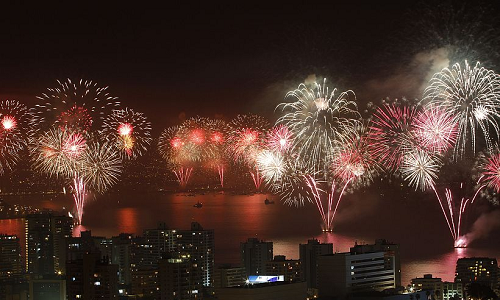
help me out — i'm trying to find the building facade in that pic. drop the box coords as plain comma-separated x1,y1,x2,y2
299,238,333,289
240,238,273,278
455,257,498,289
265,255,301,283
0,234,23,279
318,250,396,298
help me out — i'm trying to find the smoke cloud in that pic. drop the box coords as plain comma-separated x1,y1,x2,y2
364,47,450,100
462,210,500,245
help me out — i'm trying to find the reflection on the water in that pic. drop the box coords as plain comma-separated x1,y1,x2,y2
0,192,498,286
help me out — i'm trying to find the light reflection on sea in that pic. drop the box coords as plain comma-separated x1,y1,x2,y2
1,191,499,285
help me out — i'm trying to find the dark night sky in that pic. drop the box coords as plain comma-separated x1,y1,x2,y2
0,2,418,128
1,1,499,130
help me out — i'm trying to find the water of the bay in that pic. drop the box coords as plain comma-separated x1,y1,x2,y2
1,190,499,286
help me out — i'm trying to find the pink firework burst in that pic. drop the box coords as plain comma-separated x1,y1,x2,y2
267,125,292,153
368,104,417,172
481,151,500,193
414,107,458,154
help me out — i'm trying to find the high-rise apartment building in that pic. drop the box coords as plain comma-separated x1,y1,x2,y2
299,239,333,288
318,245,397,298
66,251,118,300
177,222,214,287
240,238,273,278
158,253,203,300
0,234,23,279
455,257,498,289
25,213,72,275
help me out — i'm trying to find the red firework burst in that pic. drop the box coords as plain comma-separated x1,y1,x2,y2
57,105,93,132
211,131,224,144
189,129,205,145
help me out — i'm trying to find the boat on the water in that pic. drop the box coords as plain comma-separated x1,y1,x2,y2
264,198,274,205
193,202,203,208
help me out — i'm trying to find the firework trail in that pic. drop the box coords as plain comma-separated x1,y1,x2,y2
400,147,492,247
422,61,500,158
103,108,152,159
0,100,31,174
276,78,360,173
205,119,228,188
318,124,379,231
368,103,418,172
228,114,270,190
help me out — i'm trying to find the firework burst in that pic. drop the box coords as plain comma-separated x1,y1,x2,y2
414,107,458,154
267,125,293,153
422,61,500,158
32,127,84,178
256,150,284,184
103,108,152,158
368,103,418,172
401,149,442,191
0,100,31,174
277,79,360,172
81,139,122,193
31,78,120,133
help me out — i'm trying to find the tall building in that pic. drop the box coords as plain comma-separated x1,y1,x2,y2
455,257,498,289
51,215,73,274
350,239,401,287
144,222,177,259
240,238,273,277
112,233,133,286
0,234,23,279
66,251,118,300
317,249,396,298
177,222,214,287
299,239,333,289
158,253,203,300
265,255,301,283
25,213,72,275
130,236,159,298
